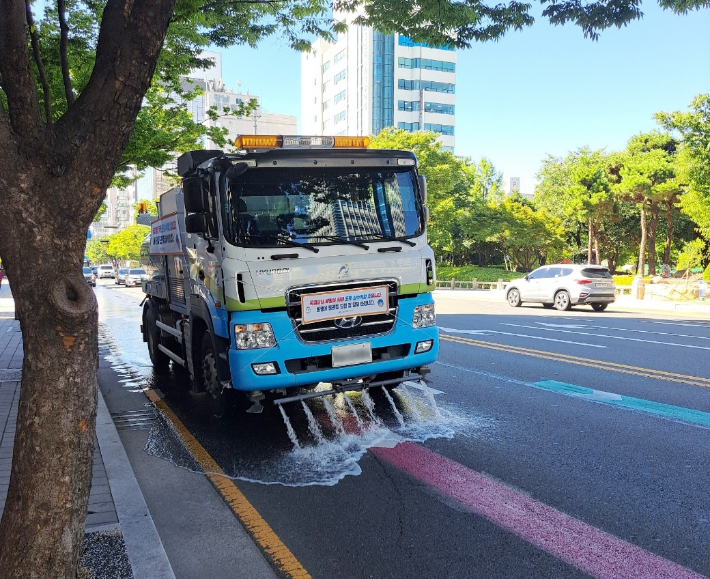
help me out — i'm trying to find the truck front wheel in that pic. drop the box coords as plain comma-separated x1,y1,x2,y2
201,332,228,419
145,304,169,372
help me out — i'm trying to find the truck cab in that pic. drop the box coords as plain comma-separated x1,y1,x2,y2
142,135,438,415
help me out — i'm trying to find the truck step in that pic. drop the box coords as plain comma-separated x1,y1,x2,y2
158,345,185,366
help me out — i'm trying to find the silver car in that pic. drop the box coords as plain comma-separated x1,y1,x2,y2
505,264,616,311
124,268,148,287
82,267,96,287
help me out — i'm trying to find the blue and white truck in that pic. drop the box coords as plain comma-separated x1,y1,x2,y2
141,135,439,416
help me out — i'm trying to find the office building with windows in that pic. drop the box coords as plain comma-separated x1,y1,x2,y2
301,17,456,150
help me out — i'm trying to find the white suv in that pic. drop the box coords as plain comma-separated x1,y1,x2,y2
505,264,616,311
97,264,115,279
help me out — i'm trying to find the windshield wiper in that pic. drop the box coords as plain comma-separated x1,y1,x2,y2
311,235,370,250
249,233,320,253
360,234,416,247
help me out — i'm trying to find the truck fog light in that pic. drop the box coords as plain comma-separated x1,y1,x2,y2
252,362,278,375
412,304,436,329
235,323,277,350
415,340,433,354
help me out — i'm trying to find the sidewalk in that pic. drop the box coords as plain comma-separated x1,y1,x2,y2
0,286,275,579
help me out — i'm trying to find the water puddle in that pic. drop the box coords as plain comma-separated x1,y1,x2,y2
96,300,492,488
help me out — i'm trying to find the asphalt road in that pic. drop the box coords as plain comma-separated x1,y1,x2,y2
95,280,710,579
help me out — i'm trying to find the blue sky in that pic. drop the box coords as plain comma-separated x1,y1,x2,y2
216,4,710,196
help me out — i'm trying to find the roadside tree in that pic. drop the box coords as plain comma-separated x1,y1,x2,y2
656,94,710,242
2,1,709,577
106,225,151,263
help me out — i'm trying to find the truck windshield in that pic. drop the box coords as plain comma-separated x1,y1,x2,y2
221,167,423,248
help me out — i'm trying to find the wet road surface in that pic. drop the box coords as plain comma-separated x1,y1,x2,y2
95,281,710,579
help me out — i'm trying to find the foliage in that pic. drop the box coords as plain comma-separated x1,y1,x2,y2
436,265,520,282
676,238,706,271
656,94,710,240
85,239,109,265
106,225,150,262
93,202,107,223
704,264,710,281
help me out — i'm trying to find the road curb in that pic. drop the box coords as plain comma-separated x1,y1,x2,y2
96,389,176,579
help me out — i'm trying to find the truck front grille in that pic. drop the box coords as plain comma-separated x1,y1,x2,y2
286,279,398,343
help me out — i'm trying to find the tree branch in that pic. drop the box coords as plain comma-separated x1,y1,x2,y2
25,1,53,123
0,0,44,141
57,0,74,106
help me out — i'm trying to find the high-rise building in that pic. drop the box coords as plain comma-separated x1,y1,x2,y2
301,16,456,150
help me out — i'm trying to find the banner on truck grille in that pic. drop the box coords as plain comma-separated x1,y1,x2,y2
150,212,183,255
301,286,389,324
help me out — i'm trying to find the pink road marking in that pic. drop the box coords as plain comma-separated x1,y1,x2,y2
371,442,706,579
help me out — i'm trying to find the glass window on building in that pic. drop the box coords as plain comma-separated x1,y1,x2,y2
398,36,454,51
323,119,330,129
397,122,420,132
334,111,346,123
372,32,395,135
424,102,455,115
398,101,420,112
421,80,455,94
323,100,330,110
334,90,346,104
322,80,330,93
334,48,347,64
322,61,330,72
423,123,454,136
398,58,455,73
334,70,346,84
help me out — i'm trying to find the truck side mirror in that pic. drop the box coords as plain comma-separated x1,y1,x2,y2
183,177,205,213
185,213,207,234
423,206,430,223
418,175,427,204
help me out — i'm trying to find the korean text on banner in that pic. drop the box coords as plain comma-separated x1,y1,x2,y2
301,286,389,324
150,212,183,256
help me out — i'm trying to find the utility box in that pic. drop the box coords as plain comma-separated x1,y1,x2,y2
631,275,645,300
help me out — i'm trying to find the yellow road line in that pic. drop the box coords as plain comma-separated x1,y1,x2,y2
144,389,311,579
440,334,710,389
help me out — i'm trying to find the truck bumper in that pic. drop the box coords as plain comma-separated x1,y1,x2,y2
227,295,439,392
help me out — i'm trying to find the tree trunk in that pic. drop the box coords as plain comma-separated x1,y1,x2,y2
663,200,675,267
638,197,648,276
0,174,98,579
647,200,659,276
0,1,176,576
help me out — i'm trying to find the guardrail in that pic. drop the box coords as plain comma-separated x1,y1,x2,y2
434,279,507,290
435,279,635,297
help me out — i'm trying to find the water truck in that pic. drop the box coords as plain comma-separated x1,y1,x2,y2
140,135,439,416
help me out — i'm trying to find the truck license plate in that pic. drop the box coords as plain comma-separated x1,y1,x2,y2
332,343,372,368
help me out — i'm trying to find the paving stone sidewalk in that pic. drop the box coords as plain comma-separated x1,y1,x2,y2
0,290,119,530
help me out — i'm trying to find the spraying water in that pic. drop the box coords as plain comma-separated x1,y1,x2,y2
278,405,301,450
422,386,442,419
361,389,377,420
301,401,325,444
343,394,364,431
399,386,422,421
322,396,345,437
382,388,405,427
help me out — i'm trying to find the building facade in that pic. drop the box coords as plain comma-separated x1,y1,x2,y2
301,21,456,150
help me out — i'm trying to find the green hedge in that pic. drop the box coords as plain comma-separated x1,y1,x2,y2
436,265,520,282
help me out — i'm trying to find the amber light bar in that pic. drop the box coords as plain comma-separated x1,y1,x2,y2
234,135,370,150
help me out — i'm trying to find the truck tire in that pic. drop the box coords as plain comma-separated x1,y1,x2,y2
145,304,169,372
201,332,228,419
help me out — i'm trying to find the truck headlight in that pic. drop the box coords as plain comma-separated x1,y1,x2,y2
234,323,276,350
412,304,436,329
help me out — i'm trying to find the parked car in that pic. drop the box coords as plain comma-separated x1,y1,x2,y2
97,264,115,279
82,267,96,287
124,268,148,288
91,266,98,276
115,268,128,285
505,264,616,312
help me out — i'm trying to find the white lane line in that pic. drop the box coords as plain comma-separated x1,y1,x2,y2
651,321,710,329
535,321,710,341
501,323,710,351
438,326,607,348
